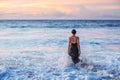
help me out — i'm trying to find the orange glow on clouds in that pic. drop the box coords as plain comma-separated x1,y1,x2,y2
0,0,120,19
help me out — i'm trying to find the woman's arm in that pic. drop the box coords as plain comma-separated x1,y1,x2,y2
77,37,81,56
68,37,71,56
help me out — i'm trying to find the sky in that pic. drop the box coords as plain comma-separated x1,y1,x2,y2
0,0,120,19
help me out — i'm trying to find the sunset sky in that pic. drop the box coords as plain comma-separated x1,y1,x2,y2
0,0,120,19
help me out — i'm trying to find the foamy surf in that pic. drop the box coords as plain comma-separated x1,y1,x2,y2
0,20,120,80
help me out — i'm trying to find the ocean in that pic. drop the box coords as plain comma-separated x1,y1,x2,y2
0,20,120,80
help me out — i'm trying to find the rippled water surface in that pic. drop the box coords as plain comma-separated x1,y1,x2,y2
0,20,120,80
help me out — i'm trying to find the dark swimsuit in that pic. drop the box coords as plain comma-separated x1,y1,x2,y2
70,43,80,64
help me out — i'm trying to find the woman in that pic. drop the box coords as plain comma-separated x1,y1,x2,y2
68,29,81,64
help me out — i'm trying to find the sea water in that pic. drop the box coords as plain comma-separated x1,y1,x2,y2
0,20,120,80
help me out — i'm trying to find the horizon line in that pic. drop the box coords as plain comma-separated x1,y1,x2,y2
0,19,120,20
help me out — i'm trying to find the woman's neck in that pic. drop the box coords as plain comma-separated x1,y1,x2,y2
72,34,75,36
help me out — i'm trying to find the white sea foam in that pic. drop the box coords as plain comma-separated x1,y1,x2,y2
0,27,120,80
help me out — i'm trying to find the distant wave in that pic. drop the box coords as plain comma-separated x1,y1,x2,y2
0,20,120,28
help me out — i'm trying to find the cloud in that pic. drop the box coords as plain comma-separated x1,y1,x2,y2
0,0,120,19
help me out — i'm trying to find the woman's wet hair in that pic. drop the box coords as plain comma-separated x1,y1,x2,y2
71,29,76,35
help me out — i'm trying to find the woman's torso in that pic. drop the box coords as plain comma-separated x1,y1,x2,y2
70,36,78,44
70,36,78,53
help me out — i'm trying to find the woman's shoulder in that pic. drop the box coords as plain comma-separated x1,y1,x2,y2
76,36,79,39
68,36,72,41
69,36,73,39
69,36,72,39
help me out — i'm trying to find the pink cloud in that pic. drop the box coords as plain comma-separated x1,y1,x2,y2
0,0,120,19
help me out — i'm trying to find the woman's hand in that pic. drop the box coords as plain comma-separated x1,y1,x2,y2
68,50,70,56
78,50,81,57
